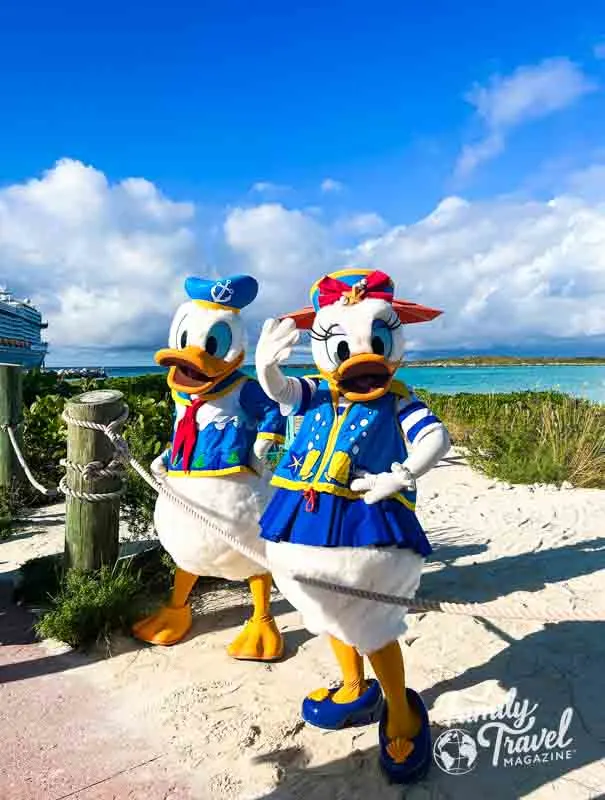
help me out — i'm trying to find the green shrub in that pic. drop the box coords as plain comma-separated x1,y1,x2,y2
22,370,77,407
464,395,605,488
30,547,176,649
105,373,169,401
17,372,173,534
35,563,144,648
120,395,173,537
15,372,605,519
415,389,571,445
22,394,68,495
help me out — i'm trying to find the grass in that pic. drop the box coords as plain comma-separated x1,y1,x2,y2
35,564,143,649
415,390,605,488
9,375,604,649
23,548,176,650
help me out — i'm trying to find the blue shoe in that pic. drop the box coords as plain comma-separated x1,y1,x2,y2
378,688,432,784
302,679,384,730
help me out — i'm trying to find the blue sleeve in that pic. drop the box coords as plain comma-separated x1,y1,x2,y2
294,376,320,415
398,393,442,444
239,380,287,443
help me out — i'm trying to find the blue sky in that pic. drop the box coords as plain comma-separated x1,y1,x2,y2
1,1,605,364
2,0,604,215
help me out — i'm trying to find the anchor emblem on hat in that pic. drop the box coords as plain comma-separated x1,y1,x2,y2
211,279,235,304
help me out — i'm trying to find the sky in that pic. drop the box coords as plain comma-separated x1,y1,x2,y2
1,0,605,365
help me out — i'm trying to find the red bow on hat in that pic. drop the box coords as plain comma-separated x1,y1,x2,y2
317,270,393,308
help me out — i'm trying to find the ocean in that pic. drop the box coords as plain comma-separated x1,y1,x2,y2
98,364,605,403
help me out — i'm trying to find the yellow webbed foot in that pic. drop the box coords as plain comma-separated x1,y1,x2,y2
227,616,284,661
386,737,415,764
307,687,331,701
132,605,192,646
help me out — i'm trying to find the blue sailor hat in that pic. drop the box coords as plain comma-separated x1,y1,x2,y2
184,274,259,313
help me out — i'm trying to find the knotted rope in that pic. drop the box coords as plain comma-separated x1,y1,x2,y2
57,409,605,623
57,407,129,501
5,410,605,622
0,407,128,502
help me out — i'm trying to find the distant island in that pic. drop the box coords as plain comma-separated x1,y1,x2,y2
406,355,605,367
289,355,605,369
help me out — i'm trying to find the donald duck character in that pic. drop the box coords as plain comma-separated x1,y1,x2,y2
254,268,450,783
132,274,286,662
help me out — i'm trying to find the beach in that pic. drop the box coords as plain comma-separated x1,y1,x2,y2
2,449,605,799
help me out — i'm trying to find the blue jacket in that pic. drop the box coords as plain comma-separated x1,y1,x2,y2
271,378,416,511
163,372,286,477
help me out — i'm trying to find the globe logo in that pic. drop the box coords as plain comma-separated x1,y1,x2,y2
433,728,478,775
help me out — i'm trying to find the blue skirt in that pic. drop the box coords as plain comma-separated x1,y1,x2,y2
260,488,432,556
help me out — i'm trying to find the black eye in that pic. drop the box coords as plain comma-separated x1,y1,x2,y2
371,336,385,355
206,336,217,356
337,341,351,362
179,330,188,349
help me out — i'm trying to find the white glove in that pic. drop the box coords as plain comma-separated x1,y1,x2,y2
250,436,273,474
349,424,451,504
150,452,169,481
350,463,416,505
253,437,273,462
255,318,300,405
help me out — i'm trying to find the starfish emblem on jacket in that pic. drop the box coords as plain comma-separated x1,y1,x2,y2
288,454,304,475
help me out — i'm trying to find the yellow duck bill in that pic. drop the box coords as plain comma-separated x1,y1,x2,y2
334,353,396,401
154,345,244,394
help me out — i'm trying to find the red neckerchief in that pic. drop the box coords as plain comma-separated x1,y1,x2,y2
172,397,205,472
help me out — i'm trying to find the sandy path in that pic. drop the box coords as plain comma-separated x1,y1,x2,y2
2,453,605,799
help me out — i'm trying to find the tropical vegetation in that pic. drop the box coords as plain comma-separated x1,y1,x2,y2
4,370,604,648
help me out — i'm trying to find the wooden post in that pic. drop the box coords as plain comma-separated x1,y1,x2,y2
0,365,23,491
64,389,126,571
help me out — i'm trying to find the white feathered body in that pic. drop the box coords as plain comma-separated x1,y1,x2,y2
154,388,272,580
266,541,424,655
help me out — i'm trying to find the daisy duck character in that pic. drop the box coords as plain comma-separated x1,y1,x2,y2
254,268,450,783
132,274,286,662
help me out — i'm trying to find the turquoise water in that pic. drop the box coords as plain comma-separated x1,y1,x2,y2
101,364,605,403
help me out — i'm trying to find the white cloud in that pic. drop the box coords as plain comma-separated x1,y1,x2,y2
457,58,597,175
4,158,605,362
224,203,333,317
352,193,605,350
320,178,344,193
0,159,199,357
225,188,605,353
334,212,388,236
566,163,605,201
250,181,290,195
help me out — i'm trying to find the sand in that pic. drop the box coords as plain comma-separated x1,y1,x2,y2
2,451,605,799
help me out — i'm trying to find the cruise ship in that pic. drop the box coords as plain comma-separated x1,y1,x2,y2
0,291,48,369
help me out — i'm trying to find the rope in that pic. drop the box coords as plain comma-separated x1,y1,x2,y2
0,408,128,502
61,409,605,623
58,407,129,502
57,476,126,502
60,458,124,481
6,407,605,622
0,423,58,497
